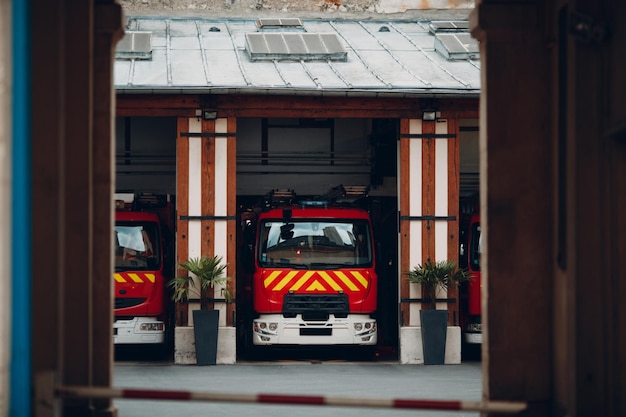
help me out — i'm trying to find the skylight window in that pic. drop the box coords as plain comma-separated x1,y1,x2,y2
115,31,152,60
245,32,347,61
256,18,304,30
434,33,479,60
428,21,470,33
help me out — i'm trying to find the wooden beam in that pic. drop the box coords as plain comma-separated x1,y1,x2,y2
176,117,190,326
116,94,479,119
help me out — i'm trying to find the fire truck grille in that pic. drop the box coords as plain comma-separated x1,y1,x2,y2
282,294,349,320
115,298,147,309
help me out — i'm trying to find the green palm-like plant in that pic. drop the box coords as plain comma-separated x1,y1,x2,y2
168,255,233,309
407,259,470,310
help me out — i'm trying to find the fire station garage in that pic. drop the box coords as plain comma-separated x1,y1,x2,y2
114,16,480,364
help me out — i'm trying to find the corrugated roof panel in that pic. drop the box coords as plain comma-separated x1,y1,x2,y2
133,18,167,32
114,60,131,86
200,24,236,51
329,21,384,50
398,50,467,87
169,19,200,36
386,22,438,51
329,51,389,89
356,50,426,88
114,17,480,96
430,51,480,87
170,49,206,85
273,62,319,89
223,20,259,49
301,20,334,32
170,36,201,50
358,23,419,52
204,50,248,86
302,61,350,88
239,58,286,87
129,49,169,86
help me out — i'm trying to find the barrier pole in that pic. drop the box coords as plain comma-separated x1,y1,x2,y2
55,386,527,414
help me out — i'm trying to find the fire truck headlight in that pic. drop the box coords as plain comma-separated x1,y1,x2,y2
467,323,482,332
354,323,363,331
364,322,372,330
139,323,164,332
254,321,278,335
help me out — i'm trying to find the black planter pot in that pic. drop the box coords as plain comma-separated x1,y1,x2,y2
192,309,219,365
420,309,448,365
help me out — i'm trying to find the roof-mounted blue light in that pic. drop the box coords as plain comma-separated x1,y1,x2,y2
300,200,328,207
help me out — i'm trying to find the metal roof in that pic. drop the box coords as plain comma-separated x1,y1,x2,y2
114,17,480,98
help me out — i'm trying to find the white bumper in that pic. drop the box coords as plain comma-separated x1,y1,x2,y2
253,314,377,345
464,332,482,344
114,317,165,344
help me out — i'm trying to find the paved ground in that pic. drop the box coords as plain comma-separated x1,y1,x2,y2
112,360,483,417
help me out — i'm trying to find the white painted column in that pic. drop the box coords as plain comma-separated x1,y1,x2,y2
213,118,229,326
187,117,203,317
408,118,423,326
434,119,449,310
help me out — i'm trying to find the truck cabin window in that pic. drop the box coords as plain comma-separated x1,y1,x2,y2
115,223,160,270
259,220,372,268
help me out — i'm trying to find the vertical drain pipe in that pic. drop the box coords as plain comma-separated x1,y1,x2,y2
10,0,31,415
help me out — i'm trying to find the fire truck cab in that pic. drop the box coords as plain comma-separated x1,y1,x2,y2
242,186,378,346
459,213,482,347
113,193,173,346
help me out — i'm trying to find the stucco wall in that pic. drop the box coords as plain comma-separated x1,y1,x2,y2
120,0,474,17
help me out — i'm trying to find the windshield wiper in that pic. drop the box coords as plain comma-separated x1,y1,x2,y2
309,263,351,270
265,261,309,269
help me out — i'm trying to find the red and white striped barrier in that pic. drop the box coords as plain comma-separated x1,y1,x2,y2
55,386,527,414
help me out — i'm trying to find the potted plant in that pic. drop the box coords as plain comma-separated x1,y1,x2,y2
168,255,232,365
407,259,470,364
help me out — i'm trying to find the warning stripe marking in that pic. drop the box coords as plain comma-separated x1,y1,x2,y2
290,271,315,291
333,271,359,291
55,386,527,413
114,273,157,284
263,269,369,293
274,270,299,291
263,270,369,292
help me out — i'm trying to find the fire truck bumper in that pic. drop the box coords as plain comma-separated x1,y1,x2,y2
114,317,165,344
252,314,377,345
464,332,482,344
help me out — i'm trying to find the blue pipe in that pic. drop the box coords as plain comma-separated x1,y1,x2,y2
10,0,31,415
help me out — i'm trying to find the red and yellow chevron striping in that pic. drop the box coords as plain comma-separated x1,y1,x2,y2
114,272,156,284
262,269,369,293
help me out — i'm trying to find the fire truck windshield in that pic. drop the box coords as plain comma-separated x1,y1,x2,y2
258,220,372,268
114,222,160,271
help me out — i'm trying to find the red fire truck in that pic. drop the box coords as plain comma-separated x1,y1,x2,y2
459,211,482,348
113,193,174,347
242,186,378,346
